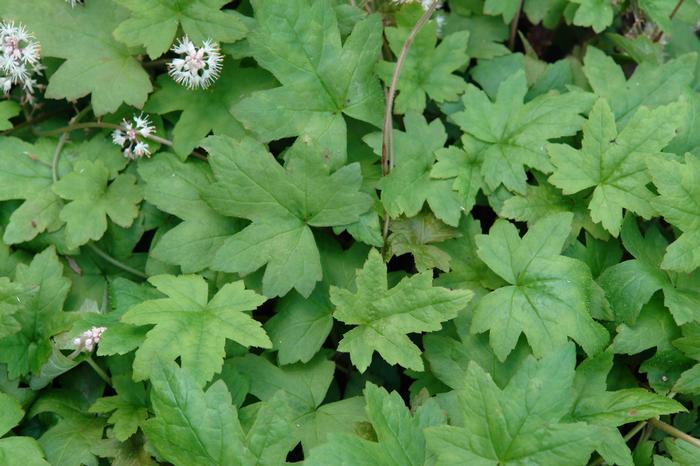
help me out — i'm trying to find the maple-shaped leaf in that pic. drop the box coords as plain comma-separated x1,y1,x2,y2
648,153,700,273
473,213,609,361
122,274,269,384
331,248,472,372
144,359,296,466
229,354,368,453
425,344,599,465
0,0,152,115
0,247,70,379
582,46,695,126
89,357,148,441
113,0,246,58
203,135,373,298
232,0,384,165
599,216,700,325
365,113,463,226
306,383,446,465
0,278,33,340
144,60,275,157
53,160,143,250
377,5,469,113
548,99,684,237
138,153,240,273
388,212,459,272
449,70,594,194
29,392,107,466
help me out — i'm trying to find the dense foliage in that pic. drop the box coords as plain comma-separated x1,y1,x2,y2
0,0,700,464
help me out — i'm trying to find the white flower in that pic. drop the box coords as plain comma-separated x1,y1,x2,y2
65,0,84,6
73,326,107,353
392,0,441,9
111,113,155,160
0,21,41,101
167,36,222,90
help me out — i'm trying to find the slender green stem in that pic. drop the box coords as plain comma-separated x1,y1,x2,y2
86,243,148,280
51,105,92,183
380,0,439,255
85,355,112,386
36,121,174,147
649,418,700,448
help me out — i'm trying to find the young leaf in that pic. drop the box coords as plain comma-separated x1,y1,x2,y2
648,153,700,273
53,161,143,250
113,0,247,58
599,216,700,324
473,213,609,361
232,0,384,165
388,211,459,272
331,249,472,372
569,0,615,32
366,112,464,226
449,70,594,193
0,0,153,115
143,360,255,466
425,344,599,465
548,99,684,237
377,6,470,113
306,383,446,466
582,47,695,125
0,247,70,378
203,135,373,298
122,274,270,384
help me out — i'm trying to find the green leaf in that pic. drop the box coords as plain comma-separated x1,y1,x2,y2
53,160,143,249
388,211,459,272
230,354,368,452
599,216,700,324
366,112,464,225
473,213,609,361
232,0,384,165
377,7,469,113
306,383,446,466
548,99,684,236
0,392,23,437
569,0,615,32
0,247,70,378
582,47,695,125
138,153,239,273
425,344,599,465
331,248,472,372
143,360,255,466
113,0,247,58
144,60,275,157
122,274,269,384
648,153,700,273
0,438,50,466
431,138,486,215
0,101,20,131
0,0,153,115
450,70,594,193
88,357,148,441
203,135,373,297
29,392,107,466
613,296,680,355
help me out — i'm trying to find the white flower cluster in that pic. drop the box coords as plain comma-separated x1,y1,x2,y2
167,36,222,90
73,326,107,353
0,21,42,101
65,0,84,6
112,113,155,160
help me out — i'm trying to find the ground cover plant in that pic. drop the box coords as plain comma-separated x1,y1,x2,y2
0,0,699,464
